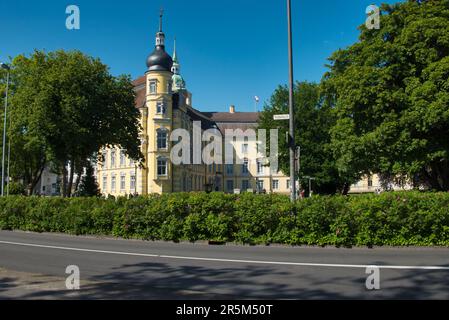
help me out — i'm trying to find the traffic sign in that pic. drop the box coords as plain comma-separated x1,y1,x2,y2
273,114,290,121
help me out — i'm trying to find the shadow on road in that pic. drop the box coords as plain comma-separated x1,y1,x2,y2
1,260,449,300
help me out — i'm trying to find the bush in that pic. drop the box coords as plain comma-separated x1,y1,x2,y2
0,191,448,246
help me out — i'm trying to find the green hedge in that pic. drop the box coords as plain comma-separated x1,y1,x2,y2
1,191,449,246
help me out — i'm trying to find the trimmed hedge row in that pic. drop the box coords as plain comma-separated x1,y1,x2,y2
1,191,449,246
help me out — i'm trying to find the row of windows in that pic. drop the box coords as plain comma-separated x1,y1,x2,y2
225,179,287,192
149,80,172,95
222,161,267,175
182,175,207,192
102,174,136,192
102,150,135,169
104,146,271,170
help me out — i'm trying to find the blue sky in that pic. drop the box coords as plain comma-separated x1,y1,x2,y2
0,0,400,112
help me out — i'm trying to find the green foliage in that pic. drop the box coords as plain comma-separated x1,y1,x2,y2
1,191,449,247
76,164,101,197
258,82,351,195
9,50,144,196
7,182,26,196
323,0,449,190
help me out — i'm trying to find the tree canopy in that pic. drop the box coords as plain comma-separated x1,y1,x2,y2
76,163,101,197
258,82,350,195
323,0,449,190
8,50,143,196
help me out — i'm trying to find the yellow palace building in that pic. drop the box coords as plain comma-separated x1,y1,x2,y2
97,13,291,197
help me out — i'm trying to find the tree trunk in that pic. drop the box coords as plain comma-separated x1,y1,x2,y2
73,166,83,196
341,182,350,196
61,163,68,197
27,163,46,196
67,159,75,198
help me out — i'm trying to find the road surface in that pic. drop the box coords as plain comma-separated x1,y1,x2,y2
0,230,448,299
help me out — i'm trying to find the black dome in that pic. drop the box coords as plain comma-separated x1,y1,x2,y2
146,46,173,72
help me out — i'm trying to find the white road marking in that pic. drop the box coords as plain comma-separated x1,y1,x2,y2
1,240,449,271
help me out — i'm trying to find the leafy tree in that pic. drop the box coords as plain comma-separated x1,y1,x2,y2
76,163,100,197
10,50,143,196
259,82,351,195
1,59,48,195
7,182,26,196
323,0,449,191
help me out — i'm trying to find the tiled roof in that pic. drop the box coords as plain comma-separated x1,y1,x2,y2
132,76,259,125
202,112,260,123
133,76,146,108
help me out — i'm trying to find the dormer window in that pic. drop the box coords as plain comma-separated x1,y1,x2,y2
156,101,166,115
149,80,157,94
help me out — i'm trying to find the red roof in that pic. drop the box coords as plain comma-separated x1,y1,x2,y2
133,76,146,108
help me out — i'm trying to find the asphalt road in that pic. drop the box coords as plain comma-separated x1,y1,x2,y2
0,230,449,299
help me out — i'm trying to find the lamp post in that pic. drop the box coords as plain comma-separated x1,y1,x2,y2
287,0,296,202
6,109,11,197
1,63,10,197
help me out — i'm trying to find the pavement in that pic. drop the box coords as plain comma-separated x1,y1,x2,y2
0,230,448,300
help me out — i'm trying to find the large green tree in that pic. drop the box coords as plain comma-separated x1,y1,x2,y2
2,59,50,195
323,0,449,190
259,82,350,195
10,50,143,196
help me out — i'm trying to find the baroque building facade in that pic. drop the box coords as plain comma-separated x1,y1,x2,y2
97,14,291,197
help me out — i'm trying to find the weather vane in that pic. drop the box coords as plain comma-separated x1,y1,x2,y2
159,7,164,32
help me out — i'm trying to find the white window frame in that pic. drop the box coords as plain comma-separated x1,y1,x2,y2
167,80,172,94
111,175,116,191
120,174,126,191
157,157,168,177
149,80,157,94
120,150,126,167
102,176,107,191
242,158,249,175
102,150,107,168
156,128,168,150
257,160,264,175
110,150,116,168
156,100,166,115
130,174,136,190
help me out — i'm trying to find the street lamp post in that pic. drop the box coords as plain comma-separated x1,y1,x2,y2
287,0,296,202
6,111,11,196
1,63,11,197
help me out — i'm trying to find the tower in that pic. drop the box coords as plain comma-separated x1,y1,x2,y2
171,38,186,91
144,9,174,194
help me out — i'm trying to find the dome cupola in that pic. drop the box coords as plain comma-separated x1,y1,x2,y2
146,9,173,72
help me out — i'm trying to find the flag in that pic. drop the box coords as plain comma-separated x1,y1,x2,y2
254,96,260,102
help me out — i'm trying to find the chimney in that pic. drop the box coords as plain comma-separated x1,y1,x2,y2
229,105,235,114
